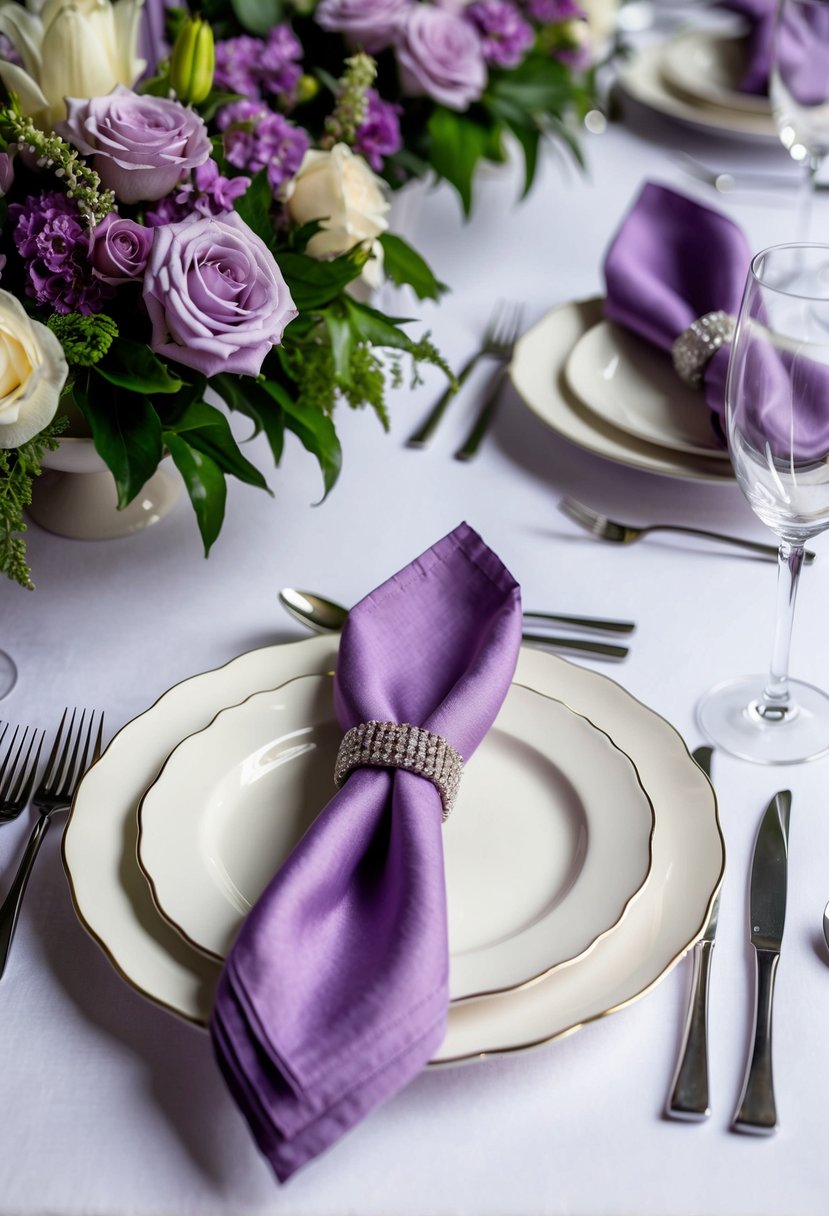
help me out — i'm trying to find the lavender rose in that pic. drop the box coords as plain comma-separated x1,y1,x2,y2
315,0,412,52
90,214,153,284
56,86,211,205
397,7,487,110
142,212,297,378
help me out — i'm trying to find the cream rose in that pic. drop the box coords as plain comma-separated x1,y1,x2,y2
0,291,68,448
580,0,620,61
284,143,390,289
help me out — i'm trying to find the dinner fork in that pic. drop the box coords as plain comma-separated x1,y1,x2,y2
0,724,44,824
454,303,524,461
559,497,816,564
407,300,521,448
0,708,103,979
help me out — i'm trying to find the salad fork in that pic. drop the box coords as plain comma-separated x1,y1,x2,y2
454,303,524,461
559,497,816,564
0,724,44,825
407,300,521,448
0,708,103,978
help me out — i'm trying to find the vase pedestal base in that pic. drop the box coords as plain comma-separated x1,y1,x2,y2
28,465,182,540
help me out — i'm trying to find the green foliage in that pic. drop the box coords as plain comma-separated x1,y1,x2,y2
230,0,285,36
73,381,164,508
378,234,447,302
47,313,119,367
0,418,66,590
426,108,491,217
95,339,184,395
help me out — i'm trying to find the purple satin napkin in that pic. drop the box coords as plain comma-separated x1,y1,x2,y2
719,0,829,101
604,181,752,434
210,523,522,1181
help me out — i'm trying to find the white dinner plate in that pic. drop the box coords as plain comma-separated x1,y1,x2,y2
565,319,730,460
510,297,734,483
619,40,778,141
659,29,772,117
137,675,655,1001
63,636,724,1065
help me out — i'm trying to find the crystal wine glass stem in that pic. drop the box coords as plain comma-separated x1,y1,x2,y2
798,153,822,242
756,541,806,720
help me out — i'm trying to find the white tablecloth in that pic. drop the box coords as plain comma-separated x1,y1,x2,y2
3,27,829,1215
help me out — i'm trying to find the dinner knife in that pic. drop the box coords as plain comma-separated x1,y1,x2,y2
666,745,719,1121
732,789,792,1136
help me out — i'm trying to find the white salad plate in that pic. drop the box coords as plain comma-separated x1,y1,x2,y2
510,297,733,483
137,674,655,1001
619,40,778,141
63,636,724,1065
659,28,772,117
564,319,730,460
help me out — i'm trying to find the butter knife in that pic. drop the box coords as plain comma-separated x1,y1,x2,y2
732,789,792,1135
666,745,719,1120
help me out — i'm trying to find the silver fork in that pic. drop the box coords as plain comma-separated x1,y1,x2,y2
407,300,521,449
0,724,44,825
560,497,816,565
454,303,524,462
0,708,103,979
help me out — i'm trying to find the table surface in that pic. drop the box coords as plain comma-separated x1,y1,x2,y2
4,14,829,1216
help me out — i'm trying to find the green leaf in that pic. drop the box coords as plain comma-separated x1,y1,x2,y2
426,107,491,216
73,384,163,508
503,119,541,199
96,339,184,395
323,307,354,388
165,399,270,492
163,432,227,556
233,168,273,245
342,298,418,354
212,374,286,467
486,53,573,115
230,0,285,35
277,248,368,310
198,89,243,124
260,381,342,500
378,233,448,302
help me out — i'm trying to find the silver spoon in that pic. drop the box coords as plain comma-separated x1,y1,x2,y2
279,589,632,662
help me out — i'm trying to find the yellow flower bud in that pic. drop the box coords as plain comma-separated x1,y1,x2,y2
295,74,320,104
170,17,215,107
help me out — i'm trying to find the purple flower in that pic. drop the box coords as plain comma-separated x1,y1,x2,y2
315,0,412,52
218,101,309,195
260,24,303,97
355,90,402,171
214,24,303,101
9,191,113,314
56,86,212,205
467,1,534,66
525,0,584,20
142,212,297,378
145,160,252,226
90,214,154,284
397,6,487,110
214,34,264,97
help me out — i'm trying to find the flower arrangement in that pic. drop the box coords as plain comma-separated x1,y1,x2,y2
0,0,451,588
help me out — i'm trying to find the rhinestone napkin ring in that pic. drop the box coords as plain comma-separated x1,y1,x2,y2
334,721,463,821
671,311,735,388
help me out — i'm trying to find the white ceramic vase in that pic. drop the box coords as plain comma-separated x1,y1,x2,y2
28,436,182,541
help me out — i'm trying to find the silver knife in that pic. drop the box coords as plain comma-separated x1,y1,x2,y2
732,790,792,1135
666,745,719,1120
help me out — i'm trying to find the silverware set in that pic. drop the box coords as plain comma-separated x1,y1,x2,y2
0,709,103,978
667,748,791,1135
407,300,523,460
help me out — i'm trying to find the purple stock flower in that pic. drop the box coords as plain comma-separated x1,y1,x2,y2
145,160,252,226
218,101,309,195
214,24,303,101
468,1,534,66
57,86,211,205
10,191,113,314
90,213,153,284
397,6,487,110
525,0,584,20
315,0,412,52
142,212,297,378
260,24,303,96
355,90,402,171
214,34,263,96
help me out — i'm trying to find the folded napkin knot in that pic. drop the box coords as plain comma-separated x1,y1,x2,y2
671,311,736,388
334,720,463,821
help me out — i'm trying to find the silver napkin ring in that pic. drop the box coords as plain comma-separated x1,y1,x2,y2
334,721,463,821
671,311,735,387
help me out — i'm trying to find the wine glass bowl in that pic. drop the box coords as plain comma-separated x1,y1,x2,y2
698,243,829,763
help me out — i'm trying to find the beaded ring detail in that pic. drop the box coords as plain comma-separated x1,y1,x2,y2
672,311,735,388
334,721,463,821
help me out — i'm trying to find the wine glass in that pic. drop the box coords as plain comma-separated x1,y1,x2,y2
697,242,829,764
769,0,829,240
0,652,16,700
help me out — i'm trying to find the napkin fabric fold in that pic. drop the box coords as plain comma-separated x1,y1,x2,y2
210,523,522,1181
603,181,752,431
719,0,829,102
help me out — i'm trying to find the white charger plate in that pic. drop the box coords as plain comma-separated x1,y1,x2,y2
659,28,772,117
620,40,778,140
510,297,734,483
136,674,655,1001
63,636,724,1065
564,319,730,460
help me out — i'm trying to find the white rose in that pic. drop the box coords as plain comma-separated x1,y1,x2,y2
580,0,619,59
0,0,145,129
0,291,68,448
284,143,390,289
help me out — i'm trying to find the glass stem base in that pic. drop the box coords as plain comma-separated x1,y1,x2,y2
0,651,17,701
697,674,829,763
